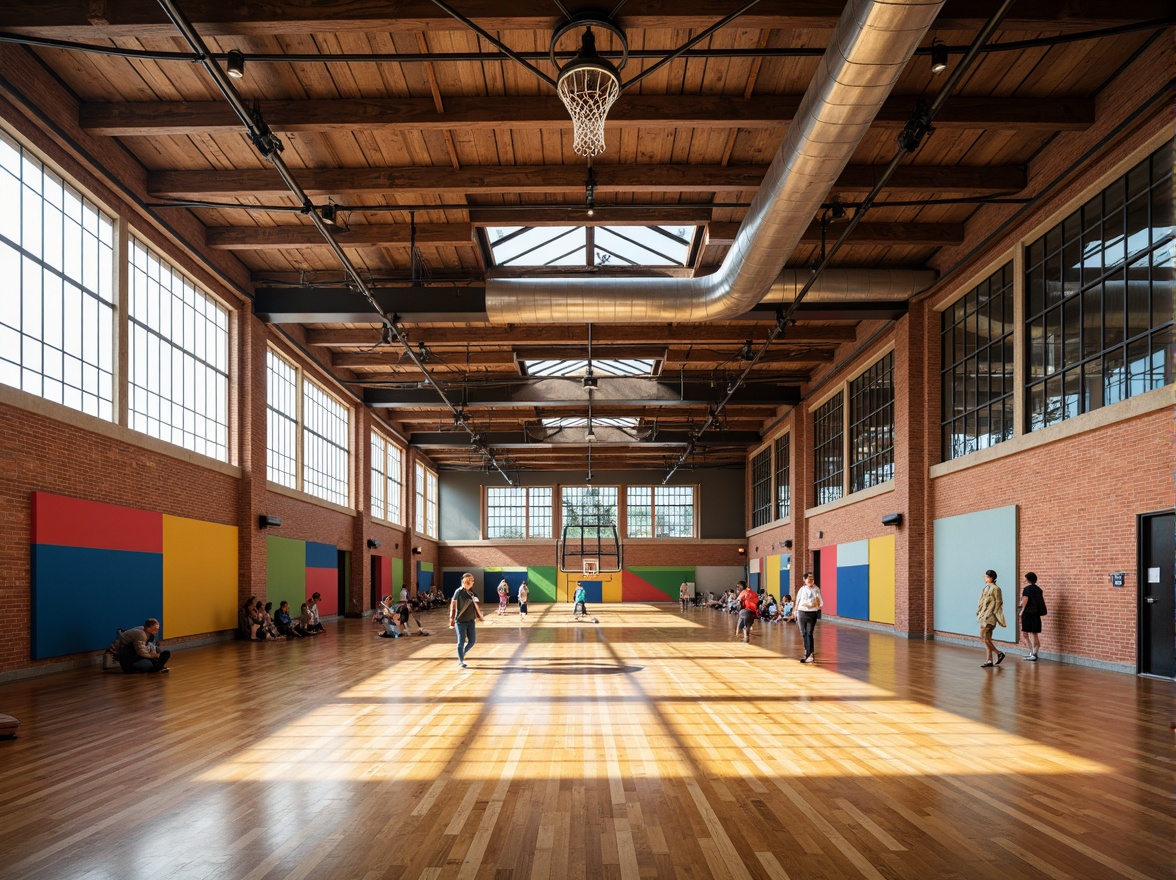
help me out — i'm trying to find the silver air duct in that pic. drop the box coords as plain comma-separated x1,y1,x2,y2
486,0,945,324
765,268,936,303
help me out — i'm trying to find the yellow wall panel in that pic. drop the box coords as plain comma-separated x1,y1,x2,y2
163,515,238,638
868,534,896,624
765,555,781,597
601,572,622,603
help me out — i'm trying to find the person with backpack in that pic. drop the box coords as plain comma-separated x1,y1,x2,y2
1019,571,1046,661
735,580,758,643
449,572,484,668
573,582,588,619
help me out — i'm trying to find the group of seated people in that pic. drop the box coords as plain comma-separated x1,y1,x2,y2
238,593,326,641
704,589,794,622
372,594,431,638
409,586,446,612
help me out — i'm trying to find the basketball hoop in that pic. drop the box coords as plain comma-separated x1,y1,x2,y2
583,559,600,577
551,16,628,158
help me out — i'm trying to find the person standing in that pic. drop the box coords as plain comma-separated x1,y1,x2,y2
573,582,588,619
977,569,1007,667
1019,571,1045,661
109,619,171,673
679,581,690,612
794,572,823,663
735,580,758,643
449,572,484,668
518,580,529,619
497,578,510,615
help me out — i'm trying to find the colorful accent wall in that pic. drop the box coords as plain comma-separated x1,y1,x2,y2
441,565,700,603
416,560,434,591
30,491,237,660
266,536,339,617
933,505,1017,638
749,555,790,599
813,535,895,625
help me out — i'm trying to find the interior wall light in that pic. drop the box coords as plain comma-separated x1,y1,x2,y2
929,39,948,75
226,49,246,79
258,514,282,529
367,538,381,549
411,546,423,556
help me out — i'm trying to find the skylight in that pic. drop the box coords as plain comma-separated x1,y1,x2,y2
523,358,656,378
485,225,696,268
541,417,640,429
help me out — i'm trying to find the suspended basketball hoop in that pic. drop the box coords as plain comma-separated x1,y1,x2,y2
551,14,628,158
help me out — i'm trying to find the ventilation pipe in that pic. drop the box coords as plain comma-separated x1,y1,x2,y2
485,0,945,324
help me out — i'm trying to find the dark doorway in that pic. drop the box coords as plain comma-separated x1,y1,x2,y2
337,550,350,619
370,558,381,612
1138,511,1174,677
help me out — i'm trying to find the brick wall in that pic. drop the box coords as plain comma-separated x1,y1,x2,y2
440,540,745,571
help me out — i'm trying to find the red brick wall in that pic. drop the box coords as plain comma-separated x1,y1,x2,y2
0,398,239,673
440,540,744,571
931,410,1170,665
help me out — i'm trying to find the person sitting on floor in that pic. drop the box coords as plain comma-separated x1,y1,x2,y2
274,600,304,638
239,597,259,640
299,602,321,635
778,594,794,622
374,595,401,638
305,593,325,633
108,619,171,673
253,600,279,640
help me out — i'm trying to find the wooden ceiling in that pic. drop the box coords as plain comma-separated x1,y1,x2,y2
2,1,1167,472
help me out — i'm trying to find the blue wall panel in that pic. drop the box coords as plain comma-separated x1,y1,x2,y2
305,541,338,570
836,565,870,620
577,580,603,603
32,545,163,660
483,569,528,602
442,570,466,598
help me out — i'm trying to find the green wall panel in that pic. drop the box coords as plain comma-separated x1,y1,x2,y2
266,535,306,612
391,557,404,594
527,566,558,603
627,567,696,597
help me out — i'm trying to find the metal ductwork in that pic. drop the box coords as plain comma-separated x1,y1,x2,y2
485,0,945,325
764,268,936,304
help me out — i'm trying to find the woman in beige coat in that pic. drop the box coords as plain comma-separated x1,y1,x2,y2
976,569,1006,667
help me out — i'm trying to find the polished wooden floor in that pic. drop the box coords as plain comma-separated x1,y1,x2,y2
0,605,1171,880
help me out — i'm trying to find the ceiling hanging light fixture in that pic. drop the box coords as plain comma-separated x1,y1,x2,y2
551,15,628,159
929,39,948,74
225,49,245,79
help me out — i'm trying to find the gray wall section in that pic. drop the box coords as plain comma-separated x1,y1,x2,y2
439,468,746,541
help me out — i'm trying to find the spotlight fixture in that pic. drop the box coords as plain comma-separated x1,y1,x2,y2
585,166,597,218
929,39,948,75
740,339,755,361
411,546,423,556
320,203,338,226
585,423,597,442
830,195,847,221
366,538,381,549
258,514,282,529
582,370,598,390
784,539,793,549
226,49,245,79
417,341,431,363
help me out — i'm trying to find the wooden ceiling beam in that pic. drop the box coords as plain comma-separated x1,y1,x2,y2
96,96,1092,137
6,1,1157,36
308,325,858,347
208,220,962,249
149,164,1026,198
205,223,474,250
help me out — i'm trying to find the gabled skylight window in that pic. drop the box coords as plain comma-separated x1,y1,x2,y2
522,358,657,378
541,417,639,429
486,225,696,268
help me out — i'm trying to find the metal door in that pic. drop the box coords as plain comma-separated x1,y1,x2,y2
1138,511,1174,677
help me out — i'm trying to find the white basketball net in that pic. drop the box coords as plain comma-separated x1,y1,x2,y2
558,65,620,158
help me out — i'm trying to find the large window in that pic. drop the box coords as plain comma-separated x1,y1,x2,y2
370,432,404,524
750,447,772,528
813,394,844,505
0,130,115,419
941,264,1015,460
128,238,229,461
415,463,439,538
848,352,894,492
561,486,618,529
626,486,695,538
1025,143,1173,430
266,348,350,506
486,486,553,539
774,433,791,520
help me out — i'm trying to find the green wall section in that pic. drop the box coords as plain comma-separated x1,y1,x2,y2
391,557,404,595
526,566,558,603
628,567,696,599
265,535,306,613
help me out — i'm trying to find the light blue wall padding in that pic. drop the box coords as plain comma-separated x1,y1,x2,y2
837,566,870,620
933,504,1018,637
838,539,869,567
32,545,163,659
